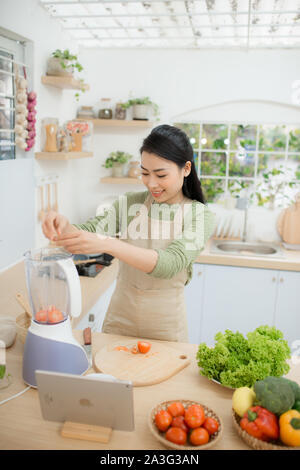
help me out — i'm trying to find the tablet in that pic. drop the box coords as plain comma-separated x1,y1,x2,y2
35,370,134,431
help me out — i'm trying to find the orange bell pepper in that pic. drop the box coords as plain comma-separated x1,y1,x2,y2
279,409,300,447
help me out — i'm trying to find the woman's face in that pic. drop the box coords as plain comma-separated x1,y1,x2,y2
141,151,191,204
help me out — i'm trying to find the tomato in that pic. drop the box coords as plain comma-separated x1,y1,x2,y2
184,404,205,429
48,308,64,323
114,346,129,351
167,401,185,418
131,345,139,354
35,309,48,323
203,417,219,435
155,410,172,432
171,415,189,433
189,427,210,446
165,426,187,445
137,341,151,354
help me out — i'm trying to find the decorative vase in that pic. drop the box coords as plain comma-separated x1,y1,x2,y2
111,163,124,177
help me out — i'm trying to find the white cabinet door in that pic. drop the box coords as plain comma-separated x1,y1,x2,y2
274,270,300,350
184,264,205,344
200,265,278,346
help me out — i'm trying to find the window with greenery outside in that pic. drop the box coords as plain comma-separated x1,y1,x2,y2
173,122,300,207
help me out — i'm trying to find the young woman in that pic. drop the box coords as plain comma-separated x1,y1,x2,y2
42,125,215,342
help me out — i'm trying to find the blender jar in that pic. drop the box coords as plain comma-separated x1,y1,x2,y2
24,247,74,324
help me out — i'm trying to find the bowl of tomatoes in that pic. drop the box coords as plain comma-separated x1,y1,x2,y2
149,399,223,450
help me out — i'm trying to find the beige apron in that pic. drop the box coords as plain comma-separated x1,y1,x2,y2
102,193,192,342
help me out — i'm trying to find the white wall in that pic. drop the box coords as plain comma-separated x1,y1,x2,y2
0,0,79,268
1,0,300,269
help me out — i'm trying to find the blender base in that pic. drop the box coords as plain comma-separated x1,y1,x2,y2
23,329,89,388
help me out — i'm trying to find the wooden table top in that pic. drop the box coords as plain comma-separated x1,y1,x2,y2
1,330,299,450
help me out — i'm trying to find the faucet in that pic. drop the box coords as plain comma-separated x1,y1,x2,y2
236,197,248,242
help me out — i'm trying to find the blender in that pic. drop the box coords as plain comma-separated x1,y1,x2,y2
22,247,89,388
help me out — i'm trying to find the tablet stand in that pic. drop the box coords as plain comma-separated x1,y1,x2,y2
61,421,112,443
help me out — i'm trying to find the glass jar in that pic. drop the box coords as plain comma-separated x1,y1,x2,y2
98,98,113,119
41,117,59,152
76,106,95,119
57,126,71,152
115,103,126,120
128,161,141,179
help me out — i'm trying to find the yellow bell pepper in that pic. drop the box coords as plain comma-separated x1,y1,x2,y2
279,409,300,447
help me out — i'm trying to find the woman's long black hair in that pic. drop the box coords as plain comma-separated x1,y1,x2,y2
140,124,206,204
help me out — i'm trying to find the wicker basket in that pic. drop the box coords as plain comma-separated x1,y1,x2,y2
15,312,31,344
232,409,300,450
149,399,223,450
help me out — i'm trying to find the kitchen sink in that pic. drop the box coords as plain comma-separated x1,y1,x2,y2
210,239,284,258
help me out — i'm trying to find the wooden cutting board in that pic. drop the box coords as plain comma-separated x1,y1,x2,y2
277,192,300,244
93,339,191,387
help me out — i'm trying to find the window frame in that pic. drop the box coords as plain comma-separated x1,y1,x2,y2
173,119,300,201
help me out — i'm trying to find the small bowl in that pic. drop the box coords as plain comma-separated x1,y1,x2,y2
232,409,300,450
149,399,223,450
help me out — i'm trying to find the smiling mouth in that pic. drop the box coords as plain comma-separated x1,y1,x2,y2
151,190,164,197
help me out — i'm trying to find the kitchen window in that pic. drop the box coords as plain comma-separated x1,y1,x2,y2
173,121,300,204
0,34,27,161
0,50,15,160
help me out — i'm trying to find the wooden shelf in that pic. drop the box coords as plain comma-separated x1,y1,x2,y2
78,119,154,128
35,152,93,160
41,75,90,91
100,177,143,185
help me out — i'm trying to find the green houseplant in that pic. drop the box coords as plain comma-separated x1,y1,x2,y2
121,97,160,120
47,49,84,76
47,49,86,101
103,151,133,177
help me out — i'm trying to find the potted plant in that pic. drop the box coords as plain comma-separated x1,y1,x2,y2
46,49,86,101
103,151,133,177
47,49,83,77
121,97,160,120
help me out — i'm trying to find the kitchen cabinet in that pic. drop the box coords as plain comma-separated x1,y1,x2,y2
274,270,300,353
186,263,300,348
200,265,277,346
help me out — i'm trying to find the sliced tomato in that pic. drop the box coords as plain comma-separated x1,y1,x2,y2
114,346,129,351
137,341,151,354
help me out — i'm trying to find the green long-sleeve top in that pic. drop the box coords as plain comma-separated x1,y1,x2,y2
73,190,215,284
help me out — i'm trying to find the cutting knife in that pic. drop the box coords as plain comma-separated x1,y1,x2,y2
83,327,92,368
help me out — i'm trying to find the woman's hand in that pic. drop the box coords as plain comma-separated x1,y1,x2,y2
42,211,71,241
53,231,110,254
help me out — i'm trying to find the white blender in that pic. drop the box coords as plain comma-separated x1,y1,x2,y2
23,247,89,388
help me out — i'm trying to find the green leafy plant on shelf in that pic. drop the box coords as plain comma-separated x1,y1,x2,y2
51,49,87,101
102,151,133,168
121,96,160,119
52,49,84,73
